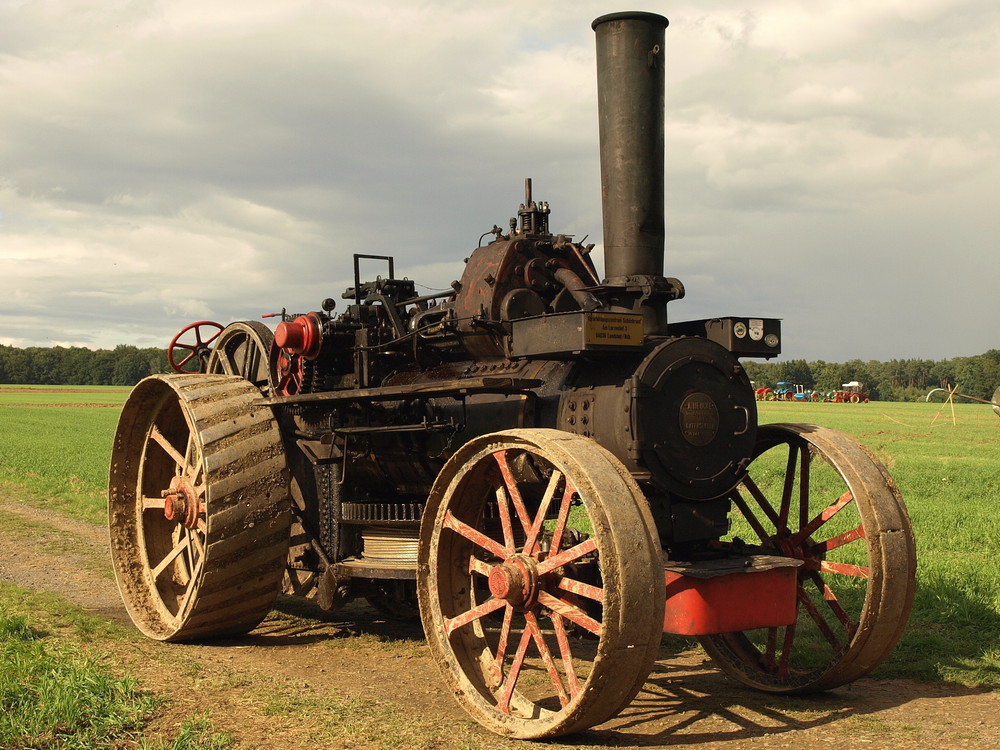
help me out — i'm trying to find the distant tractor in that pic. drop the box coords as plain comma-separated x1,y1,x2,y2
828,381,870,403
756,383,819,402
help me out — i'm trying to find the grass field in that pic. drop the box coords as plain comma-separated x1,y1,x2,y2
1,386,999,745
756,399,1000,685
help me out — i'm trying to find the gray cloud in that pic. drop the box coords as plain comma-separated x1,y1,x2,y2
2,0,998,362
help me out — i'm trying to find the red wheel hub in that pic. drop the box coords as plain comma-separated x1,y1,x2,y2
488,555,539,608
162,475,201,529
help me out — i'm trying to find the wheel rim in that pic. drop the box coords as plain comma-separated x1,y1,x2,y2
206,320,275,394
701,423,916,693
418,429,664,738
109,374,291,641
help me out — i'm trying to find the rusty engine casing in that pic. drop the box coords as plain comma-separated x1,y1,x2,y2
250,11,781,593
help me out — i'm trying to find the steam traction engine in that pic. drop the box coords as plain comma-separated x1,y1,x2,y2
108,13,916,740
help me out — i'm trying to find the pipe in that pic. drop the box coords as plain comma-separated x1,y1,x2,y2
592,12,668,283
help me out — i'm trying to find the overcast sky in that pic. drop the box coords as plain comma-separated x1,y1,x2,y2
2,0,997,362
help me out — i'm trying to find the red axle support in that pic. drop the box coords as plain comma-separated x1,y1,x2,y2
662,557,801,636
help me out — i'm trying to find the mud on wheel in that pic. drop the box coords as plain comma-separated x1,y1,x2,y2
109,373,290,641
417,429,664,739
702,423,916,693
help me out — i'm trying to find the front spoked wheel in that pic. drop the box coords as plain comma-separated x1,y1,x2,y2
701,423,916,693
418,429,664,738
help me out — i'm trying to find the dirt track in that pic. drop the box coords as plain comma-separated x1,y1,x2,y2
1,495,997,749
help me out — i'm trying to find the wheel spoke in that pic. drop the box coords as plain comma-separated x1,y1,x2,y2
524,470,562,556
537,538,597,575
150,536,188,580
443,510,507,559
537,589,602,636
778,444,797,533
551,614,581,697
524,611,570,707
818,560,869,578
740,474,782,529
807,571,857,635
493,486,516,554
142,496,166,510
498,627,533,714
547,482,576,556
789,490,855,547
763,627,779,670
469,556,494,577
777,621,797,676
189,526,205,557
490,605,515,687
729,489,777,548
809,524,866,555
444,597,507,636
797,584,842,650
176,564,201,621
798,445,810,530
553,575,604,603
493,450,532,532
149,426,186,470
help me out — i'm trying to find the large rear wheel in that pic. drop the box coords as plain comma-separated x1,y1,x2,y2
109,373,290,641
418,429,664,738
701,423,916,692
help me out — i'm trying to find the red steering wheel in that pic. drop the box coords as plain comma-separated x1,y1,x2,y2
167,321,224,373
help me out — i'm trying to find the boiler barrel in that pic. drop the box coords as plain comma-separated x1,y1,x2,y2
592,11,668,282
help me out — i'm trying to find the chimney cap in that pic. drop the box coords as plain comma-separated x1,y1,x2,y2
592,11,668,31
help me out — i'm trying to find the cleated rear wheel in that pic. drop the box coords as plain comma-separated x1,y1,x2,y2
109,374,290,641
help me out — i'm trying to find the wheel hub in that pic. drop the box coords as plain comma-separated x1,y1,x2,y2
488,555,539,608
162,475,200,529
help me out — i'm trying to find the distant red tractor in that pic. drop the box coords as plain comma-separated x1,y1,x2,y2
828,381,870,403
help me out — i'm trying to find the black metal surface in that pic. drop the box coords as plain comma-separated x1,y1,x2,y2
593,12,668,282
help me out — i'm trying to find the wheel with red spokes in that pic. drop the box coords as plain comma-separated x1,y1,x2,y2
701,423,915,693
418,429,664,738
167,321,224,374
108,374,290,641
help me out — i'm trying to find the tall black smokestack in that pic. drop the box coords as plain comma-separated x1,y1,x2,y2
592,11,668,283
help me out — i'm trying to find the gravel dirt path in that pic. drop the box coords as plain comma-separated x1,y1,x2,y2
1,494,997,750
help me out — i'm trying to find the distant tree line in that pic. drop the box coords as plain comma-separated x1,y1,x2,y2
2,344,999,401
0,345,169,386
743,350,1000,403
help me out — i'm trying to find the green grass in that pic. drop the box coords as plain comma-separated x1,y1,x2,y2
0,595,155,748
2,390,999,691
756,400,1000,685
0,385,131,405
0,394,124,524
139,716,237,750
0,582,240,750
